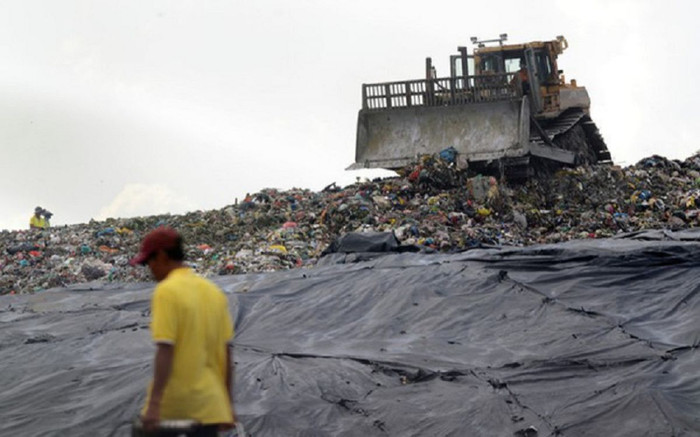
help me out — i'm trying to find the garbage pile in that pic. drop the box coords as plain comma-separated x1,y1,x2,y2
2,152,699,294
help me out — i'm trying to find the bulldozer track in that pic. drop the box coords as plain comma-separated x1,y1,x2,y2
531,109,611,165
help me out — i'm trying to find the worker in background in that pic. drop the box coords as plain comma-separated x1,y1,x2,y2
130,227,236,436
29,206,47,229
240,193,254,213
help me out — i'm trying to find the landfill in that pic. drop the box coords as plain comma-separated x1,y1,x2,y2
1,232,699,436
2,152,699,295
1,152,700,436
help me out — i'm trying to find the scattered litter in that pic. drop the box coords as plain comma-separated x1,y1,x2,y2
2,152,699,294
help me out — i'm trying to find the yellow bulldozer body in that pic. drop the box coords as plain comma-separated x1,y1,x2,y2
351,35,610,174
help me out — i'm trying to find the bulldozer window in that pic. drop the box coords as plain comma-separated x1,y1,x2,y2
481,56,501,73
535,52,553,82
504,58,521,73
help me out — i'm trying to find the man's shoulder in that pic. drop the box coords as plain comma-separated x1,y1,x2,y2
153,269,190,295
159,269,224,294
196,275,226,297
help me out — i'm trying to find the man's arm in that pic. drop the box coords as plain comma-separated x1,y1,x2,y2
142,343,175,430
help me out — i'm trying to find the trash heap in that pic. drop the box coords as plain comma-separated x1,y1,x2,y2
2,152,699,295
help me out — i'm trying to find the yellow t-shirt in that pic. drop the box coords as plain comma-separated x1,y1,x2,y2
143,267,234,424
29,215,46,229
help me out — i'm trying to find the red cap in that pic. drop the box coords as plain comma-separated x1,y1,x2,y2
129,227,181,266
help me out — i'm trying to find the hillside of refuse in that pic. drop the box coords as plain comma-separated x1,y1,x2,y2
1,153,699,295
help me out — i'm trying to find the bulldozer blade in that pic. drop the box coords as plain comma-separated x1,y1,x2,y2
351,99,530,170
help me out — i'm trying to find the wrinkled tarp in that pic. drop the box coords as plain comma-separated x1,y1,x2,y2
1,232,699,436
320,232,421,267
319,232,416,267
322,232,402,255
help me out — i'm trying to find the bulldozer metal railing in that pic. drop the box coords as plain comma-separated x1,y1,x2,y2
361,73,519,111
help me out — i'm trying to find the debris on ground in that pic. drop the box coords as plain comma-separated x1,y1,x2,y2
2,152,699,294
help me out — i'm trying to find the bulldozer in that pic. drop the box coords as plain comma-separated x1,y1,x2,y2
351,34,611,178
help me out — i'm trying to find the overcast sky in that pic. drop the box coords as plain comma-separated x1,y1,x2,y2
1,0,698,231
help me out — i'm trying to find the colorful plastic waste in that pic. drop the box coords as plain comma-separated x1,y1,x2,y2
1,152,699,294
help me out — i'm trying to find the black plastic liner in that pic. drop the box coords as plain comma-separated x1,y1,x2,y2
1,231,699,436
321,231,424,256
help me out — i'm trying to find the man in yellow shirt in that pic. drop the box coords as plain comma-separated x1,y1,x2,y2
130,227,236,436
29,206,46,229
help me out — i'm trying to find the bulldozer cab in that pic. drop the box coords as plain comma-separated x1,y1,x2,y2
472,49,557,83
